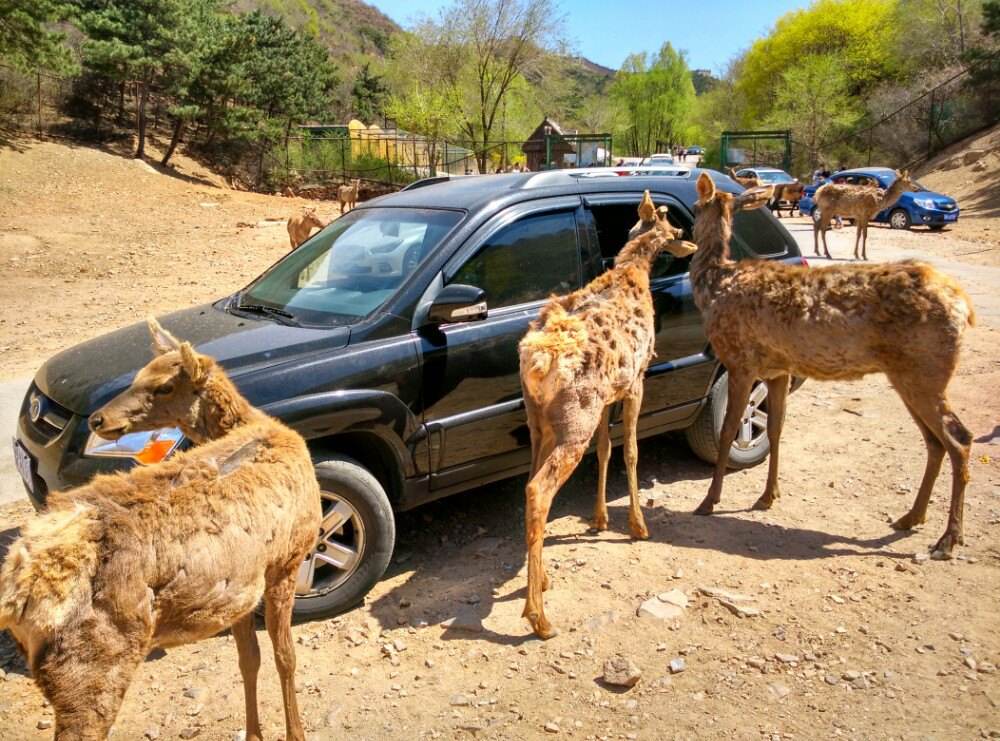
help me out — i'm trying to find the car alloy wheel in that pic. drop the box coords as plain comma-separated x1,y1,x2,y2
734,381,768,450
889,209,911,230
296,489,366,597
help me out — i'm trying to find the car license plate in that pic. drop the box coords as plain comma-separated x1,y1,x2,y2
944,213,958,221
12,438,34,494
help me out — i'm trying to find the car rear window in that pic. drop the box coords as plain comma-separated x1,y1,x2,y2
731,208,792,258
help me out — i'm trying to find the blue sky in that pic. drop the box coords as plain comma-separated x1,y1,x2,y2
369,0,810,73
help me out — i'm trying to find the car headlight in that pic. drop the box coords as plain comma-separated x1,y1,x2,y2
85,427,184,465
914,198,936,209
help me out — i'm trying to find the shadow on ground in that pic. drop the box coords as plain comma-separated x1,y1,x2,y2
366,434,915,646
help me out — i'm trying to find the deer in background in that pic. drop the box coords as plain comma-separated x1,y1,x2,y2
689,171,973,560
729,167,762,188
813,170,917,260
769,181,805,218
287,206,327,249
0,320,321,741
518,192,697,639
338,178,361,214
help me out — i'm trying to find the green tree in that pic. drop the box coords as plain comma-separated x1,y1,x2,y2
768,54,860,168
738,0,898,120
611,42,696,156
351,62,387,123
385,83,461,175
0,0,74,73
77,0,189,158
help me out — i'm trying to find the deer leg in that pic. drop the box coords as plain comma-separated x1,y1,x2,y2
695,371,755,515
232,612,264,741
891,398,945,532
753,375,789,510
591,405,612,532
623,387,649,539
264,572,306,741
853,224,862,260
38,627,146,740
523,441,588,640
900,393,971,558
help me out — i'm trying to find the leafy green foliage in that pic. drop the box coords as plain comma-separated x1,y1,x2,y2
610,43,695,156
0,0,75,73
351,62,387,122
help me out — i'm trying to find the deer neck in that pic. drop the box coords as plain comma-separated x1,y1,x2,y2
689,212,734,303
879,179,907,211
185,370,259,444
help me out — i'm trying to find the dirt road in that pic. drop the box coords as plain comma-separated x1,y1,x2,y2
0,141,998,740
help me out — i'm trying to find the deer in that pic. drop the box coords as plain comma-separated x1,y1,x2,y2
518,192,698,640
769,181,804,218
0,319,322,741
813,170,917,260
729,167,762,188
287,206,327,249
338,178,361,215
689,171,974,561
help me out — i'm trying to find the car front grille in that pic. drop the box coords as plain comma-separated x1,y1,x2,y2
937,202,957,212
24,385,73,440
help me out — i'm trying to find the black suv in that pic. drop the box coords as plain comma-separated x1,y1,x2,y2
14,169,802,618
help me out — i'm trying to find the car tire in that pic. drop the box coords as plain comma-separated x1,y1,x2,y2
684,371,771,470
291,455,396,621
889,209,911,230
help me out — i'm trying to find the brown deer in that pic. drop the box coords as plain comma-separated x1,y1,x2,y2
0,320,321,741
518,192,698,639
813,170,917,260
729,167,762,188
287,206,327,249
338,178,361,214
690,171,974,560
769,181,804,218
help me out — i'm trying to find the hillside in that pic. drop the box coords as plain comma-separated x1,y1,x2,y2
233,0,400,61
916,122,1000,247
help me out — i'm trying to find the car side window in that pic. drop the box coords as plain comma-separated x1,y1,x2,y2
732,208,790,258
449,211,580,309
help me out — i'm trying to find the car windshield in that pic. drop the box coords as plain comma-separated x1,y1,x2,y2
757,171,795,183
237,207,463,325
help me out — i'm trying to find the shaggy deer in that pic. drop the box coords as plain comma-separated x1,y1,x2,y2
338,178,361,214
769,181,804,218
0,320,321,741
813,170,917,260
518,192,697,639
690,172,974,559
287,206,327,249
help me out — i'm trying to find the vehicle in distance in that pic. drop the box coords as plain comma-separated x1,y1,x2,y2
685,145,705,156
799,167,959,231
733,167,796,185
15,169,804,619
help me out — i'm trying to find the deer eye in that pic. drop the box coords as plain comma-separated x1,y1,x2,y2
154,383,174,396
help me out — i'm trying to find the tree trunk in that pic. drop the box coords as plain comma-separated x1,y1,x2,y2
161,117,185,166
117,80,126,123
135,81,149,159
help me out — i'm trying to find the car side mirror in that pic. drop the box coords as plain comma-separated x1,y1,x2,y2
426,284,487,325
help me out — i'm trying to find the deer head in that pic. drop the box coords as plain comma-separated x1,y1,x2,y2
303,207,326,229
88,319,217,441
619,191,698,265
693,172,770,258
893,169,917,193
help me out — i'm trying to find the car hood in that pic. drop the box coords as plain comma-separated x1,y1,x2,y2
903,189,956,204
34,302,350,415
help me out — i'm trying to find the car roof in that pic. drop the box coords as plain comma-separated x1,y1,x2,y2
360,168,737,213
835,167,895,178
746,167,786,172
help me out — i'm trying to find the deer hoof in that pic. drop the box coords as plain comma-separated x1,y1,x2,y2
751,495,775,511
693,501,716,516
630,523,650,540
891,511,925,531
589,516,608,533
531,619,558,641
930,531,962,560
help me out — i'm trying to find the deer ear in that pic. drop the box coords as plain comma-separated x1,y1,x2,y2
637,191,656,222
148,317,181,355
179,342,208,385
696,172,716,204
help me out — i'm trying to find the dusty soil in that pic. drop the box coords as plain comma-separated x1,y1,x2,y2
0,139,999,740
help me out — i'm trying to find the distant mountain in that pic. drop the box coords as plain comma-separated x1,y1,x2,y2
232,0,401,61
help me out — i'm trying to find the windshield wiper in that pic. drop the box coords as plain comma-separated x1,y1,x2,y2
233,301,298,324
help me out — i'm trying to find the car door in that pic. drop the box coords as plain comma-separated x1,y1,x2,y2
580,192,712,435
418,197,585,493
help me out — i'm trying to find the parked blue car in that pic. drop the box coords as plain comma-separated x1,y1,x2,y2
799,167,959,231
